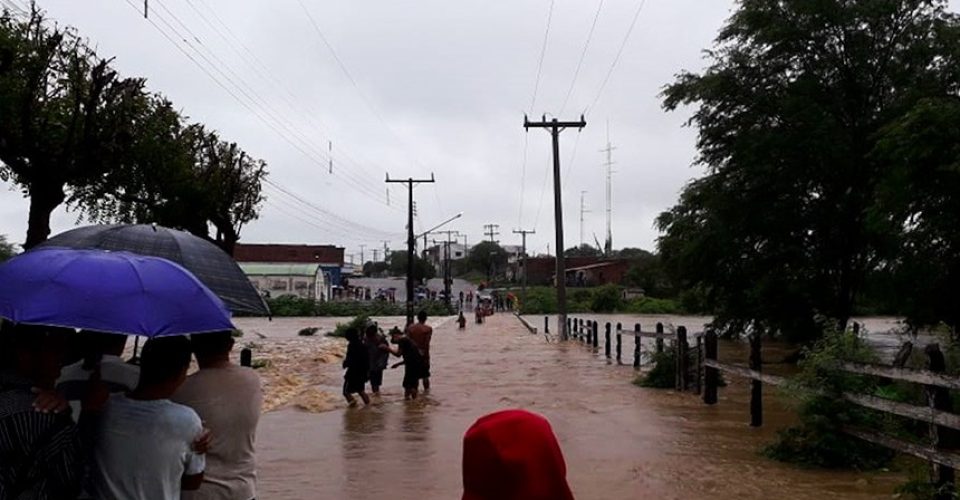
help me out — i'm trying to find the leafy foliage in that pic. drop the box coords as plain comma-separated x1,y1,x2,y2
329,315,370,338
464,241,509,278
635,347,677,388
564,244,601,258
387,251,436,282
265,295,452,318
0,7,266,253
590,284,623,312
658,0,960,341
764,324,895,469
0,234,16,261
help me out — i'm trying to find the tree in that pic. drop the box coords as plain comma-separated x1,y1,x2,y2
0,234,16,261
624,252,674,298
658,0,960,341
564,244,601,258
0,8,146,248
465,241,508,278
387,251,435,282
616,247,654,259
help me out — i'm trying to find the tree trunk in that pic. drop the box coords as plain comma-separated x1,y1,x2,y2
23,183,66,249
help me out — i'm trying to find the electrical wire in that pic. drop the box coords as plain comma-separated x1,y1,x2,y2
586,0,648,116
528,0,555,114
559,0,605,115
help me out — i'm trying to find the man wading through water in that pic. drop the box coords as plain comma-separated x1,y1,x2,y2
406,310,433,391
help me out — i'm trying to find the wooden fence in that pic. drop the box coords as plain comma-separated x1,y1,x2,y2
559,316,960,496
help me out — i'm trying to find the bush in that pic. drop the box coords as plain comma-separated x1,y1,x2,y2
329,315,370,338
763,322,897,469
265,296,452,317
590,284,623,312
635,347,676,388
298,327,319,336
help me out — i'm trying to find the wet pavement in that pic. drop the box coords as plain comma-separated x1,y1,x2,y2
251,313,907,499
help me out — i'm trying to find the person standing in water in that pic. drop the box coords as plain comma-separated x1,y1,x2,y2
365,324,389,395
386,328,426,400
406,310,433,391
342,328,370,406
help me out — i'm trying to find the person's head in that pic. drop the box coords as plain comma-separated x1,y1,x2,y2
389,326,404,344
344,327,360,343
364,324,379,339
190,331,235,366
4,324,70,388
137,336,192,394
77,330,128,369
462,409,574,500
417,310,428,324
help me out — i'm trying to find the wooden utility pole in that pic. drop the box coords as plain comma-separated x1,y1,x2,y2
579,190,589,247
386,174,435,325
513,229,535,309
524,114,586,341
483,224,500,243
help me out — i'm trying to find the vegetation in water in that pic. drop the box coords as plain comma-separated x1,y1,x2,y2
634,347,676,389
266,296,452,318
328,315,371,339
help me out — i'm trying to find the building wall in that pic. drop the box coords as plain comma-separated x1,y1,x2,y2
248,275,318,299
234,244,344,266
525,257,632,286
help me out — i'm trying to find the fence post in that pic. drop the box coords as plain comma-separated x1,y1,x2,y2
695,334,703,395
544,316,550,334
593,321,599,349
926,344,957,498
749,333,762,427
616,322,622,364
633,324,641,369
704,331,718,405
656,322,665,354
604,323,612,359
579,319,584,341
676,326,688,391
240,347,252,367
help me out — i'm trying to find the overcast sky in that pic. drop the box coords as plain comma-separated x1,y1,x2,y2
0,1,798,259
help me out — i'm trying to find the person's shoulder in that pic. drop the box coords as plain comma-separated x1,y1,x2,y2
165,400,203,429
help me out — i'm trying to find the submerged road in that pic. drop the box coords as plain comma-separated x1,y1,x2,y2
255,313,904,499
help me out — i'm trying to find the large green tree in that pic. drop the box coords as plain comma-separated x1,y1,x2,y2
388,251,435,282
658,0,960,341
465,241,508,278
0,8,146,248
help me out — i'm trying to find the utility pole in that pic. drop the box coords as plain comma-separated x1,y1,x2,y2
600,122,616,256
372,249,379,264
483,224,500,243
359,244,366,266
433,230,459,308
513,229,535,308
381,240,390,262
524,114,586,341
579,190,590,248
386,173,436,325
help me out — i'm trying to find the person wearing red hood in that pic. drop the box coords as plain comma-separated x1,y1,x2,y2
462,409,575,500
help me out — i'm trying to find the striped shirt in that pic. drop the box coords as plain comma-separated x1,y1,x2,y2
0,373,81,500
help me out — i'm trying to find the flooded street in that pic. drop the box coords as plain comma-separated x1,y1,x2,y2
238,313,907,499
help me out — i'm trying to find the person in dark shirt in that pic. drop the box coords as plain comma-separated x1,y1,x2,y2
364,325,389,395
386,329,425,400
0,324,82,500
342,328,370,406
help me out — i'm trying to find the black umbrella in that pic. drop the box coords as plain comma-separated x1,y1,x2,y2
38,224,270,317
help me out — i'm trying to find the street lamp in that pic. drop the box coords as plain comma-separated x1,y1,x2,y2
418,212,463,250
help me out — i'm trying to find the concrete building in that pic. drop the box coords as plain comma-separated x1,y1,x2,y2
424,242,469,272
234,243,344,287
525,257,632,286
239,263,330,300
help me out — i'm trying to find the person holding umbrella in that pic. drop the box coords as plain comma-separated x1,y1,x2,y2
0,248,238,499
0,324,84,499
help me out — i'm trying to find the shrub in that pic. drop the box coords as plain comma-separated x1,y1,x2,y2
590,284,623,312
763,322,897,469
329,315,370,338
298,327,319,337
635,347,676,388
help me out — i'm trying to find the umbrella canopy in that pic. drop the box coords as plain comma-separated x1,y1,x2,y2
0,247,234,337
39,224,270,316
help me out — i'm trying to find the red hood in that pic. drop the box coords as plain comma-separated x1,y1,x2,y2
462,409,575,500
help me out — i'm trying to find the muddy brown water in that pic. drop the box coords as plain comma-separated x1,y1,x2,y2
236,314,907,499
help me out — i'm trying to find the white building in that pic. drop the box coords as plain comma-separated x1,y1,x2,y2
239,263,330,301
425,242,469,271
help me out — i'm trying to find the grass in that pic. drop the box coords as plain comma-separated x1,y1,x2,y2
516,285,685,315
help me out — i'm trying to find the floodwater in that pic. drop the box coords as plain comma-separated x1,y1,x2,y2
236,313,908,499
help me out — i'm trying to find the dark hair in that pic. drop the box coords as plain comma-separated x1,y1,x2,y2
190,331,235,359
417,310,428,322
344,327,360,342
139,336,192,386
365,324,379,336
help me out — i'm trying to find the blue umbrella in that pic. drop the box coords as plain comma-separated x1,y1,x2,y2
0,247,234,337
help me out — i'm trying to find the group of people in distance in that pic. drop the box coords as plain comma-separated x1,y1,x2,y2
342,309,433,405
0,323,261,500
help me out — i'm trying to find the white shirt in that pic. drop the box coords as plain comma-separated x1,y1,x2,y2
91,394,205,500
56,355,141,422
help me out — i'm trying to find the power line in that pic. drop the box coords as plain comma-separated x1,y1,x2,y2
296,0,431,178
528,0,555,113
121,0,398,210
178,0,400,200
151,1,394,206
586,0,649,115
559,0,605,115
